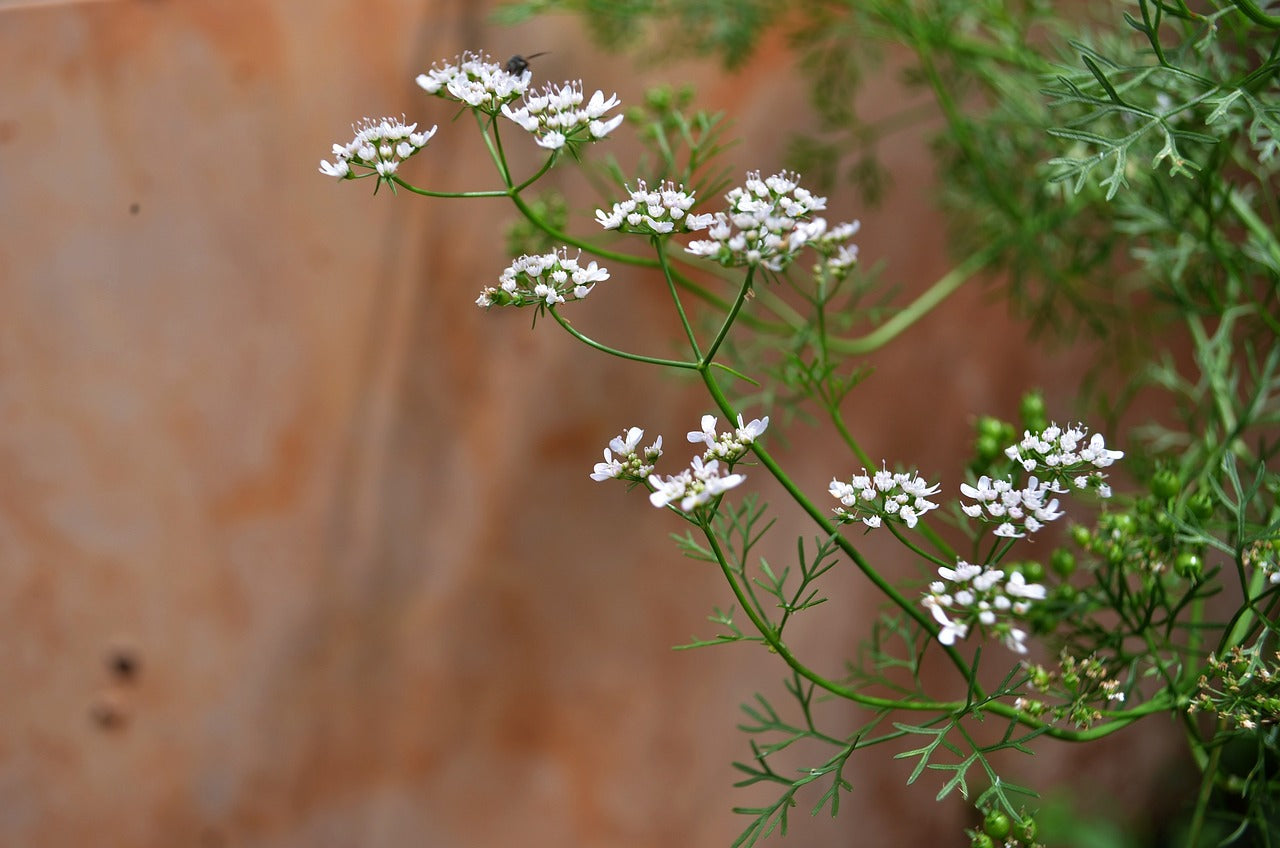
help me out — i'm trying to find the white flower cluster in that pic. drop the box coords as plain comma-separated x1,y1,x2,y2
686,413,769,464
794,218,861,279
685,170,829,271
829,464,941,530
1005,423,1125,497
319,116,438,182
415,51,530,115
959,474,1068,539
476,248,610,309
501,81,624,151
648,456,745,513
594,179,716,236
590,427,663,482
922,561,1047,654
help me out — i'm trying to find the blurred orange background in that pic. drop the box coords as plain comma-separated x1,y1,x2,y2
0,1,1181,845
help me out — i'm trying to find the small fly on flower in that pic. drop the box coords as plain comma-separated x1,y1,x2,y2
504,52,549,75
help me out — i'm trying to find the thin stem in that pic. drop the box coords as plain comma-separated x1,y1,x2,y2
655,237,702,357
388,178,509,199
549,308,699,370
886,522,951,570
828,403,876,472
702,267,755,365
476,111,514,188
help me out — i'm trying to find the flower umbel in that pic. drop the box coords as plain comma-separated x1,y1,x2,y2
922,560,1047,654
829,464,941,530
1192,644,1280,730
595,179,715,236
319,117,438,188
648,456,745,513
1018,652,1130,728
415,51,530,115
477,248,610,309
501,81,624,152
1005,422,1124,497
959,474,1068,539
686,413,769,464
590,427,664,483
685,170,828,272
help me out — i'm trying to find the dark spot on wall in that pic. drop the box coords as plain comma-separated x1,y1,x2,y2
107,644,140,681
88,689,129,731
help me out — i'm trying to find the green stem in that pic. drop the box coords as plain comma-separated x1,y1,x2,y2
1227,188,1280,270
828,402,875,471
549,308,699,370
702,268,755,365
886,522,952,570
388,178,509,199
477,111,514,188
655,238,702,357
1185,718,1226,848
828,242,1001,355
1231,0,1280,27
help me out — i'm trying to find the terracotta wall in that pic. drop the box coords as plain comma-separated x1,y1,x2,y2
0,2,1175,846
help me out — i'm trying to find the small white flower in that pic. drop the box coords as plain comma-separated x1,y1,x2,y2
994,522,1025,539
591,451,625,481
589,113,625,139
1002,628,1029,654
318,158,350,178
1005,571,1047,600
924,598,969,646
535,130,566,150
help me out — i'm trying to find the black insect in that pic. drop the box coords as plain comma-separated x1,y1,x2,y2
504,52,549,75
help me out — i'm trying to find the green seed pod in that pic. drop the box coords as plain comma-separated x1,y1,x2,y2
983,809,1012,839
1050,548,1076,577
1150,468,1180,501
1175,551,1203,580
1188,491,1214,521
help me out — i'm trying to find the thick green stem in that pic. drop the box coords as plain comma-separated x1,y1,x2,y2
829,242,1001,355
1185,718,1226,848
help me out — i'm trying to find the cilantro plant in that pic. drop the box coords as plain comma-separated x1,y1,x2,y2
322,2,1280,843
